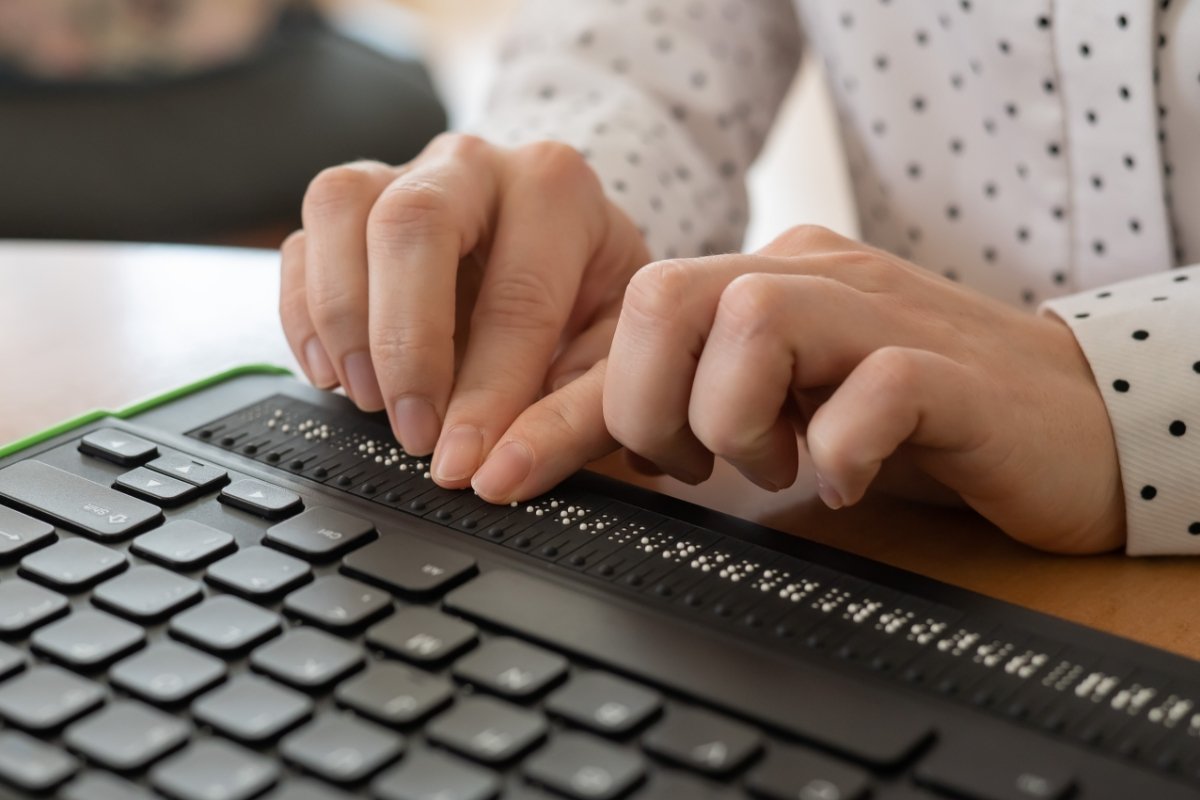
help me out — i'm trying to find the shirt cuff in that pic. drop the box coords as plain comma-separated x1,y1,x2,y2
1041,264,1200,555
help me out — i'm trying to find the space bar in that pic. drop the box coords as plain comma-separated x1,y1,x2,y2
444,569,934,767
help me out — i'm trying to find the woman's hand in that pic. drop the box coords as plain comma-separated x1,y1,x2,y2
476,224,1125,554
280,134,651,490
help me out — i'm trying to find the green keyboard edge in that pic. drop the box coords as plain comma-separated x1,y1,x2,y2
0,363,294,460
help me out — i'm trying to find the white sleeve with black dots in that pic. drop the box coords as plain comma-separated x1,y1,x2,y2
1042,266,1200,556
470,0,803,260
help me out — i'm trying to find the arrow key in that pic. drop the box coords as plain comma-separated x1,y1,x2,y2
642,706,762,777
115,467,195,507
146,454,228,492
79,429,158,466
220,479,302,520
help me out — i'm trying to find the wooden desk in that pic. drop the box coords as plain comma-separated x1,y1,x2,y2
4,240,1198,659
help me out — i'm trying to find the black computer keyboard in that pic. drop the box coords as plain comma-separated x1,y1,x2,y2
0,372,1197,800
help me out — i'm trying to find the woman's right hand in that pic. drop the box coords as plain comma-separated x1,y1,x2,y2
280,133,652,496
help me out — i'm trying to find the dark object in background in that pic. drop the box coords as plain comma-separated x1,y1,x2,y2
0,12,446,241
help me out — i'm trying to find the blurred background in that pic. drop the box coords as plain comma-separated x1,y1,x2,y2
0,0,855,250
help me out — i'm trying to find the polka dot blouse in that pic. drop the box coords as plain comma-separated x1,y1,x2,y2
475,0,1200,556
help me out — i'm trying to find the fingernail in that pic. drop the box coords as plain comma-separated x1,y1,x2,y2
472,441,533,501
343,351,384,409
393,396,441,455
432,424,484,483
551,370,588,392
815,473,844,510
303,337,337,387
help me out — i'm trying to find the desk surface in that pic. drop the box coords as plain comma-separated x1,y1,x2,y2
4,240,1198,660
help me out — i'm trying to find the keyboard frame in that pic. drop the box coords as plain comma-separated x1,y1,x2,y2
1,366,1198,798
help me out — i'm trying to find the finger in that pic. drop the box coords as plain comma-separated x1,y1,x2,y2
625,450,667,477
470,359,618,503
805,346,983,508
279,230,338,388
545,311,619,393
302,160,397,410
604,252,880,483
432,142,611,486
365,135,501,456
689,273,895,490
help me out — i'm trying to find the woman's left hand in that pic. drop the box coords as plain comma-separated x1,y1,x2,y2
471,225,1125,554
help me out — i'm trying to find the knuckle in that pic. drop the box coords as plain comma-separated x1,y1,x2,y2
623,259,695,327
519,140,592,189
303,166,376,222
429,131,490,161
306,281,358,333
368,179,454,240
473,270,561,333
863,346,923,395
771,223,839,253
715,273,783,337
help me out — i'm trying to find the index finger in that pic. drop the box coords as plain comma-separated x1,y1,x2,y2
365,134,500,455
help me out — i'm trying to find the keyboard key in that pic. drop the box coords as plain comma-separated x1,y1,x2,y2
192,674,312,744
151,739,279,800
0,665,106,731
0,461,162,540
114,467,196,506
220,479,302,519
642,706,762,776
745,745,873,800
341,532,476,597
0,642,25,679
284,574,393,631
265,778,355,800
451,636,567,699
61,770,156,800
914,737,1075,800
110,640,226,704
426,695,547,764
280,713,404,783
0,577,69,635
366,606,477,664
20,536,126,590
444,570,933,767
371,748,500,800
546,672,662,736
266,506,375,560
0,729,78,791
170,595,282,655
31,608,145,669
147,453,229,491
250,627,364,690
64,699,191,771
0,505,55,560
524,731,646,800
79,428,158,466
207,545,311,599
91,564,203,622
132,519,236,569
335,662,454,726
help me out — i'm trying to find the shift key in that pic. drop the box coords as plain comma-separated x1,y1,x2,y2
0,462,162,541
